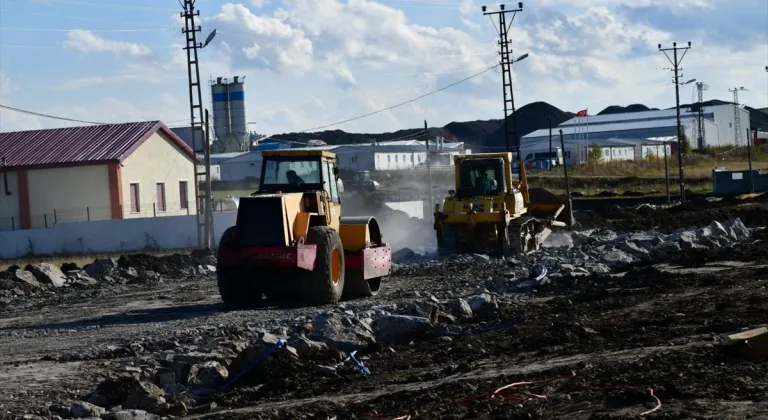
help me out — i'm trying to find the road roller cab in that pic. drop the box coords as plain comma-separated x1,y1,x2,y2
216,149,392,307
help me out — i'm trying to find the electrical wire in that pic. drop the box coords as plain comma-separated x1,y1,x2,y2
296,64,498,133
39,0,179,12
0,104,106,125
0,26,173,32
0,104,190,126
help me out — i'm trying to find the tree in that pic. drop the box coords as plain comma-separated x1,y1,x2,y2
678,125,692,154
588,143,603,164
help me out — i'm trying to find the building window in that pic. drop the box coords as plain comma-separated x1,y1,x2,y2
156,183,167,212
129,183,140,213
387,155,391,162
395,155,399,162
179,181,188,210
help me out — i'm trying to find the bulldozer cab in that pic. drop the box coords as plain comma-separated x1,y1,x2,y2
455,157,507,199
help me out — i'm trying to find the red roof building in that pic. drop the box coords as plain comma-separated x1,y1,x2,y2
0,121,198,230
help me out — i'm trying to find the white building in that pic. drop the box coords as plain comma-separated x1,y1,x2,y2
523,104,750,163
216,139,466,181
522,137,671,167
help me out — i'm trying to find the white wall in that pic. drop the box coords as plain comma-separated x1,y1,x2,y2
0,171,19,231
640,144,672,159
121,132,196,218
0,212,237,259
27,164,112,228
712,105,751,146
335,147,375,171
375,152,422,170
384,200,424,219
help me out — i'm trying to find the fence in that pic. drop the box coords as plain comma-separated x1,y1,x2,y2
0,200,238,232
0,212,237,259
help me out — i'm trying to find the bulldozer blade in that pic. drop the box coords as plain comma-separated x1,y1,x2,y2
535,227,553,249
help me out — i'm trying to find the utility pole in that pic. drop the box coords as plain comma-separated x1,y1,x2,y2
558,129,574,228
181,0,216,249
729,87,747,146
747,128,754,194
658,41,691,203
482,3,525,159
694,82,709,149
548,117,553,171
663,141,670,205
204,109,215,246
424,120,434,216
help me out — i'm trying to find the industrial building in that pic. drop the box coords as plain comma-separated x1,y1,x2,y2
522,137,671,168
214,139,467,181
0,121,197,231
522,104,750,164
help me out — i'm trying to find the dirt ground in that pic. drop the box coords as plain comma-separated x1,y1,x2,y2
1,196,767,419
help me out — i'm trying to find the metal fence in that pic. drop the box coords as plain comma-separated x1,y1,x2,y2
0,200,238,232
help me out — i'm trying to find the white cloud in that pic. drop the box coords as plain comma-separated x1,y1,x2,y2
214,3,314,75
3,0,765,137
63,30,152,57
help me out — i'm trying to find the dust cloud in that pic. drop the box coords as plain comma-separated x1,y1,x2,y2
341,192,436,253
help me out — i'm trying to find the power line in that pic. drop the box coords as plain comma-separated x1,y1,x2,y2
297,64,498,133
0,26,172,32
0,104,190,127
0,104,105,125
39,0,178,12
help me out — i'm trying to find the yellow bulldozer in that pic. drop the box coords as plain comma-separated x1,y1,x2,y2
216,149,392,307
433,152,573,256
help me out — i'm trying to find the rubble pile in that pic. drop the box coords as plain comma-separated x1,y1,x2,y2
394,217,762,297
36,286,517,418
0,252,217,304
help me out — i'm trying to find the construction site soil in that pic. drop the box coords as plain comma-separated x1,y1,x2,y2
0,195,767,419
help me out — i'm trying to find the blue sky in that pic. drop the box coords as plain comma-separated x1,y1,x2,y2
0,0,766,135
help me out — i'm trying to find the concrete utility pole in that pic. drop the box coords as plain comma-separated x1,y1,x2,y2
694,82,709,149
181,0,216,249
424,120,434,215
482,3,525,158
663,141,670,205
548,117,553,171
658,41,692,203
204,109,215,246
729,87,747,146
558,129,574,227
747,128,754,194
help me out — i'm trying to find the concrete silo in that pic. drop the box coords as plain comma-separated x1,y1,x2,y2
211,76,249,153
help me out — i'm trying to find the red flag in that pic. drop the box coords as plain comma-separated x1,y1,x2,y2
575,109,588,117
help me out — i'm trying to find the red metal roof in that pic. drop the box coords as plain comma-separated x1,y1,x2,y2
0,121,197,170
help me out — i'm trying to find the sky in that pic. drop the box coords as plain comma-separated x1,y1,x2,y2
0,0,767,135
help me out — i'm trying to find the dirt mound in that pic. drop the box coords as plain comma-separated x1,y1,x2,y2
577,195,768,233
116,253,197,276
203,250,768,419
